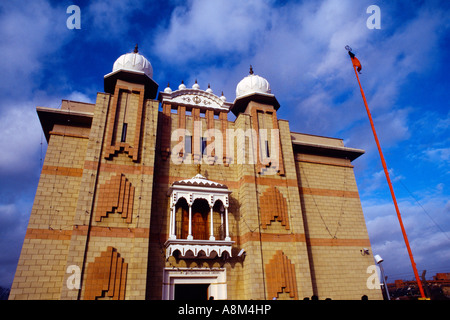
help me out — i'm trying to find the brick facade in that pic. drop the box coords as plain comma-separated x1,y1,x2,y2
9,55,382,300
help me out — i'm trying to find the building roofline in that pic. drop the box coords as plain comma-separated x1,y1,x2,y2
292,139,365,161
36,106,93,142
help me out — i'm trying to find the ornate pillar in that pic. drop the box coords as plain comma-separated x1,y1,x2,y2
224,206,230,241
168,203,173,239
209,205,215,241
169,205,176,239
187,204,193,240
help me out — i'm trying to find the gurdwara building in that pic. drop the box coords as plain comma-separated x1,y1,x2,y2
10,47,382,300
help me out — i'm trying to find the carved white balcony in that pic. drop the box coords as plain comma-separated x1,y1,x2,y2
164,174,234,259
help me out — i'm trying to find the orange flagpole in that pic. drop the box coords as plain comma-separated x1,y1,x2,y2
347,47,426,299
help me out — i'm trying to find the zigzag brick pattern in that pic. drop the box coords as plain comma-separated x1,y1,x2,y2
266,250,298,299
84,246,127,300
95,174,134,223
260,186,290,230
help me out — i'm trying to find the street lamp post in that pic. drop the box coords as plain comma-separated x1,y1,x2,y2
375,254,390,300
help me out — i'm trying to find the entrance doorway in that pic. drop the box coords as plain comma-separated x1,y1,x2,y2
175,284,210,300
162,268,227,300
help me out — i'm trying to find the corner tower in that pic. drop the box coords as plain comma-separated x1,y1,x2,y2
229,67,315,299
232,66,284,175
10,46,161,300
60,46,160,300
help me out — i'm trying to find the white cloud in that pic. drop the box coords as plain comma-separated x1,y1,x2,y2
0,106,43,175
359,168,405,198
0,1,68,96
363,192,450,279
85,0,147,40
0,202,29,287
422,147,450,167
0,1,87,176
66,91,95,104
153,0,273,64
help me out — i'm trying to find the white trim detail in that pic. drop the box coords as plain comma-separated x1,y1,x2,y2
164,239,233,259
159,87,232,112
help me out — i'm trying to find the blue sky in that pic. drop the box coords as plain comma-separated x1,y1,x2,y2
0,0,449,289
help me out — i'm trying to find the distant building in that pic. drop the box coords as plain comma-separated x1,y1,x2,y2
9,48,382,300
388,273,450,300
434,273,450,281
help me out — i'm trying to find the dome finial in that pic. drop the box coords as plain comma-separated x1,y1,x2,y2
249,65,254,75
134,44,138,53
192,79,200,89
164,82,172,93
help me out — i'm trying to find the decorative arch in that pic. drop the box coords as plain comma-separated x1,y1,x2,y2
212,199,226,239
259,186,289,230
191,198,209,240
174,197,189,239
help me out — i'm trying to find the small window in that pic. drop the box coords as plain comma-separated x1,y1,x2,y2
185,135,192,154
121,123,128,142
201,137,207,155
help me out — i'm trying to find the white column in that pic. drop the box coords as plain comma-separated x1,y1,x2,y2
187,204,193,240
168,205,173,238
170,206,176,239
209,206,215,241
220,213,224,239
224,206,230,241
169,205,174,239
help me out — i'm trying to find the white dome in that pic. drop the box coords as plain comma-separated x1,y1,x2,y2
178,81,186,90
112,47,153,79
236,66,271,98
164,83,172,93
192,80,200,89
